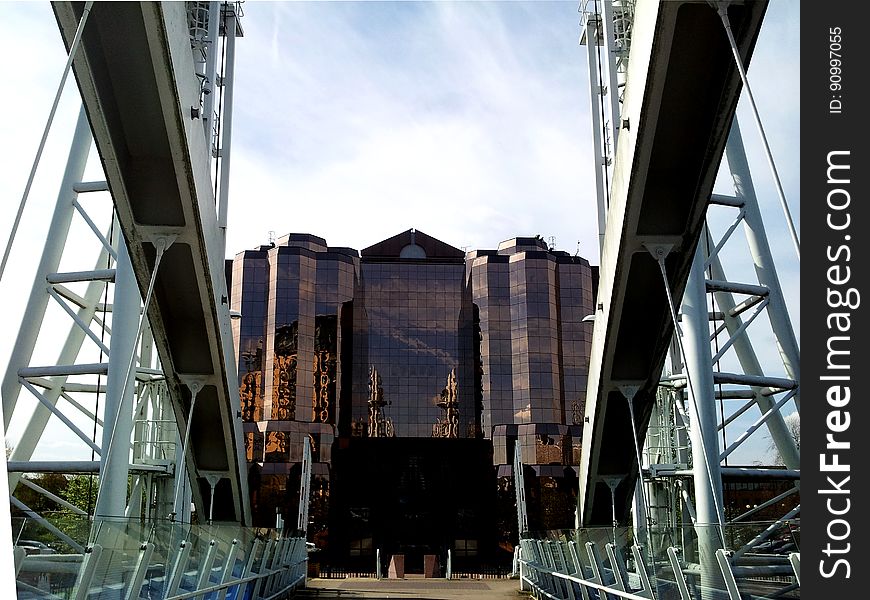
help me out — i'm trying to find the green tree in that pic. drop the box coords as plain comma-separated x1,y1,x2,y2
62,475,99,513
12,473,70,515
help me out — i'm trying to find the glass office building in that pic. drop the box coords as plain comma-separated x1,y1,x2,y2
230,234,358,528
467,236,593,476
350,229,477,440
228,229,595,565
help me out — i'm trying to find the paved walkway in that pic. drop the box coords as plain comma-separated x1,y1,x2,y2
299,577,528,599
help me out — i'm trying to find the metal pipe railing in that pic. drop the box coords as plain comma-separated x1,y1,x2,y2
166,558,307,600
517,528,801,600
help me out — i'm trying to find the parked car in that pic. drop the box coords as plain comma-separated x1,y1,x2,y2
16,540,57,555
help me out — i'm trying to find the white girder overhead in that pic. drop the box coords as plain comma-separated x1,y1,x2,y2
52,2,250,524
2,105,182,554
569,2,802,597
577,0,769,528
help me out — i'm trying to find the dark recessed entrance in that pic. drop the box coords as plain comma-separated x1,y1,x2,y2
329,437,496,572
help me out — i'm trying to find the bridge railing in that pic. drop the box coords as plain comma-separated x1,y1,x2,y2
519,523,800,599
13,516,307,599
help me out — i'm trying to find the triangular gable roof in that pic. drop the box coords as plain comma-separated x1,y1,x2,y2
361,228,465,259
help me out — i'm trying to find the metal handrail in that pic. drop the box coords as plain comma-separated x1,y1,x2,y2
165,557,307,600
519,558,651,600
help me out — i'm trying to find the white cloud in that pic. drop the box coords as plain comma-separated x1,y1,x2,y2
226,0,595,255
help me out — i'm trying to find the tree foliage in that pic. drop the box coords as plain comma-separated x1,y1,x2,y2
767,412,800,466
63,475,99,512
12,474,96,552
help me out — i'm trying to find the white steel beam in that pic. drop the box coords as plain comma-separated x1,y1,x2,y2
19,379,101,455
93,242,138,519
682,246,725,598
583,13,609,255
724,120,800,410
578,0,768,527
46,269,115,284
216,7,238,259
708,251,799,469
2,108,91,429
54,1,250,522
6,248,109,492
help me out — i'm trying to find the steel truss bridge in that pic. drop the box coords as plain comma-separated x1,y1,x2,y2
3,1,799,599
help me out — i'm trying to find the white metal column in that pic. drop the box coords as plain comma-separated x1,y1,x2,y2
0,399,13,595
682,245,725,597
202,1,221,142
514,443,529,537
216,5,239,259
93,241,138,519
581,10,610,254
297,438,312,535
579,0,630,255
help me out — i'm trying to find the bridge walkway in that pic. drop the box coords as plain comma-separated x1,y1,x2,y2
299,577,525,599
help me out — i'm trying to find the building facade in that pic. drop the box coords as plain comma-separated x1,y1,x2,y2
228,229,595,564
467,237,592,476
230,234,358,527
350,230,477,440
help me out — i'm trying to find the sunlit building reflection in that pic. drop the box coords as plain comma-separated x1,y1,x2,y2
228,230,595,570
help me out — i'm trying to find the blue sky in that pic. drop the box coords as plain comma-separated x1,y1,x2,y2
227,1,599,258
0,1,799,464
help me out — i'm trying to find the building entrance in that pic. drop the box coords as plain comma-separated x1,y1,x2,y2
329,438,497,571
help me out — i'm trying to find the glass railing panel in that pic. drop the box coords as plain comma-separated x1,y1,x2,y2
13,513,92,599
82,517,157,598
13,514,305,600
521,520,801,599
